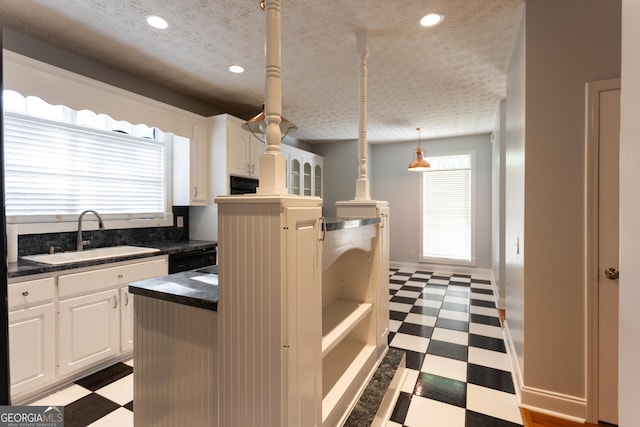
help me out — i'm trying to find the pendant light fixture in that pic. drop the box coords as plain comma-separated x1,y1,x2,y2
241,104,298,144
408,127,430,171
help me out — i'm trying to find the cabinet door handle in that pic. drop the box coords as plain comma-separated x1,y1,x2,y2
22,290,29,297
118,273,124,279
124,293,129,306
193,186,198,197
113,295,118,309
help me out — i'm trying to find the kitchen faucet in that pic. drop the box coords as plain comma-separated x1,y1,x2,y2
77,210,105,251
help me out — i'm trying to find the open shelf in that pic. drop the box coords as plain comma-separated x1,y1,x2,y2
322,299,372,357
321,340,377,423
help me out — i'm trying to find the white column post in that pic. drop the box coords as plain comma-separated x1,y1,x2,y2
257,0,288,195
354,30,370,200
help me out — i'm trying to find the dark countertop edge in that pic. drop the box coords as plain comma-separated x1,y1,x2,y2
323,216,381,232
8,240,216,279
128,266,219,312
131,286,218,312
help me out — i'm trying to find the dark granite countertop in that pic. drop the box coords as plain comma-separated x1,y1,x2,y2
8,240,216,279
344,348,404,426
129,265,219,311
323,216,381,232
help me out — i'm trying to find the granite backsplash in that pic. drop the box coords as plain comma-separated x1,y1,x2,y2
18,206,190,257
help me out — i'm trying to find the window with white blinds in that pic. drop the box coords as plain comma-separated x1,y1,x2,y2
421,152,475,265
4,112,167,223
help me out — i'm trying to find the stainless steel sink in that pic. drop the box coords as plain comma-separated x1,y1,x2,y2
22,245,160,265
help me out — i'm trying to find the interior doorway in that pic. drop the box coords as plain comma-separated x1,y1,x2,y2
586,78,620,426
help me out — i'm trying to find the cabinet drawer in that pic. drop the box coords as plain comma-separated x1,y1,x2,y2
58,257,168,299
8,277,55,310
119,257,168,283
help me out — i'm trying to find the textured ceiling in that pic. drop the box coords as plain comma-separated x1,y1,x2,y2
0,0,524,144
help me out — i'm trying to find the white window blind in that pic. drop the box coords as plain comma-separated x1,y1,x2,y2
4,112,166,222
421,153,474,264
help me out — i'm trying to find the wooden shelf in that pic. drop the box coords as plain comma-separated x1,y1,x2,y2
322,299,372,357
322,340,377,423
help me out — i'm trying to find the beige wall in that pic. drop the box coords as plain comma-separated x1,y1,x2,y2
505,0,621,417
618,0,640,424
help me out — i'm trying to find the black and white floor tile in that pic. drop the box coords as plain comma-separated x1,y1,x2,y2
29,360,134,427
29,267,522,426
387,267,522,427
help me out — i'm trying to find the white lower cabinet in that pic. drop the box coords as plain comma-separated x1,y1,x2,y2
58,288,120,376
8,277,55,399
8,256,167,402
57,257,167,377
120,286,134,352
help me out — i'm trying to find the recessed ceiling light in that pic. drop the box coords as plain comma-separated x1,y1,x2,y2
228,65,245,74
420,13,444,27
146,15,168,29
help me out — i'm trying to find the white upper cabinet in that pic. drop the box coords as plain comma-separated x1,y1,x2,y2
172,124,209,206
281,144,323,197
226,116,263,179
314,158,323,197
209,114,264,199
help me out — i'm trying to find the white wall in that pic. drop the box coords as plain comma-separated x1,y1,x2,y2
504,0,621,417
368,134,493,269
505,12,526,381
492,99,507,308
618,0,640,423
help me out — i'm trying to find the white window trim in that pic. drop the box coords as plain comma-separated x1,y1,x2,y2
3,94,176,234
419,149,477,267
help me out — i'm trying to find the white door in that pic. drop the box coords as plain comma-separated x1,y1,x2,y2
597,86,620,425
227,120,251,177
120,287,134,352
58,289,120,376
9,304,55,395
251,138,264,178
190,124,209,205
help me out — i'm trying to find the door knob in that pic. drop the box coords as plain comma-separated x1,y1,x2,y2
604,267,619,280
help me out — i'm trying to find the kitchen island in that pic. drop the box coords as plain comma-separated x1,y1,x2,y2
129,265,219,426
129,198,393,426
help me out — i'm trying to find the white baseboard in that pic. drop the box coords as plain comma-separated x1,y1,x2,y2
488,269,506,310
389,261,493,279
502,320,587,423
503,319,523,403
520,389,587,423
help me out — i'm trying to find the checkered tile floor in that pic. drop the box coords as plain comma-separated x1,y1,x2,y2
29,360,134,427
29,267,522,426
387,267,522,427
